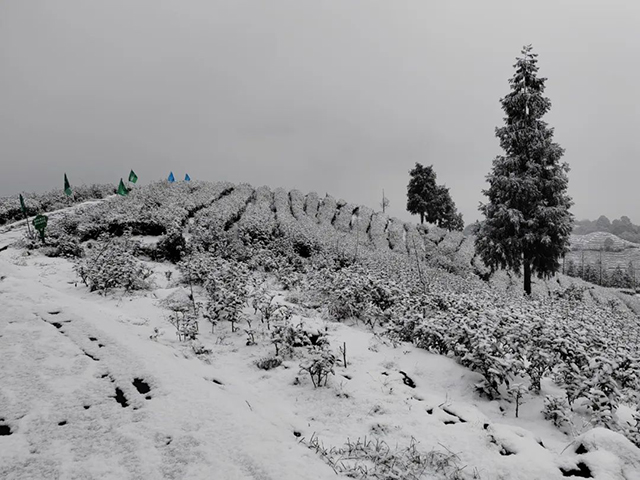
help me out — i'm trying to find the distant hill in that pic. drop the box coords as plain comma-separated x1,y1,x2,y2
573,215,640,244
565,232,640,288
569,231,639,252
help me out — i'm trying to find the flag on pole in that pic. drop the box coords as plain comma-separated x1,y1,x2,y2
64,174,72,196
168,172,175,183
185,173,191,181
128,170,138,184
117,178,129,196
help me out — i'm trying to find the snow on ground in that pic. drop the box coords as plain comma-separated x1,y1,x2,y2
1,222,640,479
0,250,336,480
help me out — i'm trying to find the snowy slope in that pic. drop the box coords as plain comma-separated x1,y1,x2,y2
0,249,339,480
570,232,639,252
2,201,640,479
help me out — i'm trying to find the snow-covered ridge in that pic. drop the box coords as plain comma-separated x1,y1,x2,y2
570,232,639,251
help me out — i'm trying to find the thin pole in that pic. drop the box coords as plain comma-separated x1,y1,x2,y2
23,206,34,240
599,248,603,286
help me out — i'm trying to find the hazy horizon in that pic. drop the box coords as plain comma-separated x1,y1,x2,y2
1,1,639,225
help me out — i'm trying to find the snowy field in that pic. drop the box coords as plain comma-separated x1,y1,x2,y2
2,193,640,480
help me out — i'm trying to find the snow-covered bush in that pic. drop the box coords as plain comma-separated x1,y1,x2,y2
271,319,327,358
177,248,222,285
74,233,152,295
190,183,253,249
237,185,276,244
252,290,277,323
255,356,282,370
299,349,336,387
554,283,586,302
21,213,84,258
320,266,401,326
160,287,194,314
155,229,186,263
520,320,554,393
543,395,571,429
251,290,293,329
191,339,211,355
168,311,199,342
42,230,83,258
205,283,246,333
623,411,640,448
582,356,621,428
201,259,250,332
379,277,640,435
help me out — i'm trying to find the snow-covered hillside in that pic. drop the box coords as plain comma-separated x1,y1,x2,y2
2,183,640,480
570,232,639,252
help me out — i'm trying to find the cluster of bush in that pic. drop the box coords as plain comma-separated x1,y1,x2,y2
19,180,640,446
307,261,640,444
26,181,474,287
176,245,337,386
0,184,115,226
74,232,153,294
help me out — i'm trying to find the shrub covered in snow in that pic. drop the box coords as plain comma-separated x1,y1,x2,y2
271,319,328,358
543,395,572,429
255,356,282,370
168,311,199,342
299,349,336,388
74,233,152,295
202,260,249,333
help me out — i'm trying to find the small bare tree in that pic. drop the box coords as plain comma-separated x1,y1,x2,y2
380,190,390,213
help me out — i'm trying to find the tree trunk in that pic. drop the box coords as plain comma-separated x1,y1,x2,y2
420,212,424,224
523,260,532,295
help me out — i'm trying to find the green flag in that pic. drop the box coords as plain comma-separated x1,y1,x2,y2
19,194,26,214
117,178,129,196
128,170,138,184
64,174,72,196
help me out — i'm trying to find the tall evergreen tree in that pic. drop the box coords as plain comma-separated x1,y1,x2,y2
406,163,463,231
475,45,573,295
436,185,464,231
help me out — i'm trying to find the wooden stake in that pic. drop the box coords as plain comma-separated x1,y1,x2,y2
342,342,347,369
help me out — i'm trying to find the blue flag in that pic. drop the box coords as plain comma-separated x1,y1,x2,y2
185,173,191,181
168,172,175,183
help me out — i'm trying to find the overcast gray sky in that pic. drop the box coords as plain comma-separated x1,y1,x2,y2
1,0,639,224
